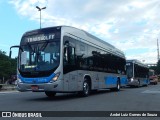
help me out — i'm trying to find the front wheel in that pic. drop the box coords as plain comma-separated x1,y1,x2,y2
45,91,56,98
110,80,120,91
137,80,140,88
116,80,121,91
79,80,90,97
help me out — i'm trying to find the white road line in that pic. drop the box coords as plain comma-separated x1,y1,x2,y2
142,90,160,93
0,91,19,94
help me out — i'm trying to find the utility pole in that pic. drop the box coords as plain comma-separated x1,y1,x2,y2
157,39,160,62
36,6,46,29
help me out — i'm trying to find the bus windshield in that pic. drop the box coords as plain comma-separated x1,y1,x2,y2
19,40,60,73
126,63,133,78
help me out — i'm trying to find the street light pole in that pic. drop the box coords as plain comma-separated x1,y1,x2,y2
36,6,46,29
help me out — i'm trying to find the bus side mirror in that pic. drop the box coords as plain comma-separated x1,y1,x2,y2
9,50,12,58
9,45,22,58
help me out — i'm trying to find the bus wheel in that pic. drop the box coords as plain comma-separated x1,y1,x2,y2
110,80,120,91
45,91,56,98
81,80,90,97
137,80,140,88
116,80,120,91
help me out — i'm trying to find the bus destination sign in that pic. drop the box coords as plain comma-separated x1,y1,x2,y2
25,33,55,43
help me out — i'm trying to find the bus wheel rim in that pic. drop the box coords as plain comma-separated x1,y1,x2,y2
84,82,88,94
117,83,120,90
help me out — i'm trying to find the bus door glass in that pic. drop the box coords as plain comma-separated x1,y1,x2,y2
63,36,77,91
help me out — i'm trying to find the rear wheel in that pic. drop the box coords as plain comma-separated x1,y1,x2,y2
45,91,56,98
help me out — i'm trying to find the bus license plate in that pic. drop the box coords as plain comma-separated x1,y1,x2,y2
31,85,39,91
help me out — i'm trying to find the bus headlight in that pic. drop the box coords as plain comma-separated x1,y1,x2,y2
52,72,60,81
130,78,134,82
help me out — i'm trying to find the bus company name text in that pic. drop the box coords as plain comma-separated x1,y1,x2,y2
26,34,55,42
2,112,42,118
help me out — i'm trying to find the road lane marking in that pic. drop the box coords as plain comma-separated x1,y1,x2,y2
142,90,160,93
0,91,19,94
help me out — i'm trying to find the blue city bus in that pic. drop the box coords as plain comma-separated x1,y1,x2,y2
126,59,149,87
10,26,127,97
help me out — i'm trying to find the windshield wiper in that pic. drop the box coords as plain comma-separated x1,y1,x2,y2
27,43,34,53
40,41,49,51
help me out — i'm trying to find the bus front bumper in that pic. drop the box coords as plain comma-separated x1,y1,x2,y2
17,82,61,92
127,80,139,86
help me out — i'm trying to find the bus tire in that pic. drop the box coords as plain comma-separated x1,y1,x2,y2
80,79,90,97
110,80,120,91
45,91,56,98
0,85,2,90
137,80,140,88
115,80,120,91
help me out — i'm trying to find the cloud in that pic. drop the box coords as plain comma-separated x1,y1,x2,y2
127,51,157,64
9,0,160,63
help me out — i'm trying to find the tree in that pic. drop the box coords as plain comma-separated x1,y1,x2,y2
0,50,17,82
149,66,157,74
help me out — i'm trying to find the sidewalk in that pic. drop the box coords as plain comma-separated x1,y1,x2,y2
0,84,17,92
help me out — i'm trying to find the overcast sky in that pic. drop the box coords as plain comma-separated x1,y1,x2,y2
1,0,160,64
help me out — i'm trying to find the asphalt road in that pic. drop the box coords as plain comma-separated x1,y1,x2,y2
0,84,160,120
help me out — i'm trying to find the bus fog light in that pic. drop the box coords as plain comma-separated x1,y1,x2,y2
52,72,60,81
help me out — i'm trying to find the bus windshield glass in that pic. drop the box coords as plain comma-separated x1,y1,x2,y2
126,63,133,78
18,33,60,75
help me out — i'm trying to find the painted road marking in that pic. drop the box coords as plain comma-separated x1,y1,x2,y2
0,91,19,94
142,90,160,93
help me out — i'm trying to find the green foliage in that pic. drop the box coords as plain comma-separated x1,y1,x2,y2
149,60,160,75
0,50,17,81
149,66,157,73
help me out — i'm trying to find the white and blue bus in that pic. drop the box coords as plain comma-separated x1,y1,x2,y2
10,26,127,97
126,59,149,87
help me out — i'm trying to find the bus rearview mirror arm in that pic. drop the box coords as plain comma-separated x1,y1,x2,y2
9,45,24,58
